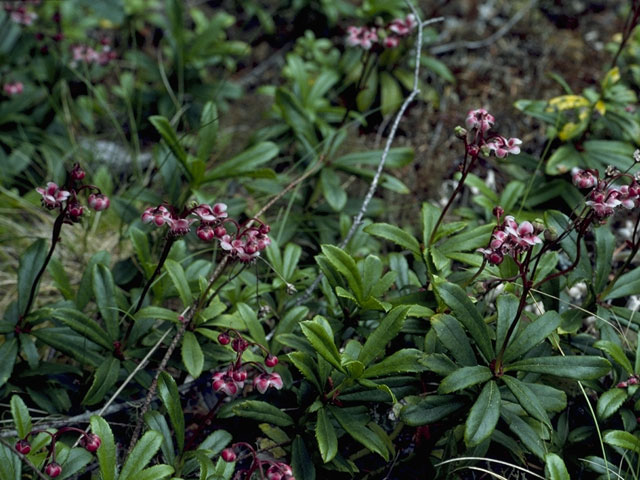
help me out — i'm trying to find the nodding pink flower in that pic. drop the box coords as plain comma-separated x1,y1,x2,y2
88,193,110,211
45,463,62,478
465,109,495,133
480,213,542,264
265,354,278,367
36,182,71,209
3,82,24,96
486,137,522,158
8,7,37,26
232,368,248,383
383,36,400,48
196,225,215,242
214,226,227,238
267,462,295,480
346,26,378,50
388,14,416,36
572,168,598,189
586,190,621,218
14,439,31,455
221,448,237,462
68,202,84,219
142,205,172,226
253,372,283,394
168,217,195,236
212,370,241,396
80,433,101,452
192,203,228,224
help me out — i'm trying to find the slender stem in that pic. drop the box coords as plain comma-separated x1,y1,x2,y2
133,235,175,314
0,437,50,480
21,211,66,322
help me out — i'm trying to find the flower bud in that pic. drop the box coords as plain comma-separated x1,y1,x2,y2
88,193,110,211
265,354,278,367
454,126,467,139
544,227,558,242
70,164,85,181
221,448,236,462
492,206,504,219
231,337,249,353
45,462,62,478
259,224,271,235
217,332,230,345
81,433,101,452
15,439,31,455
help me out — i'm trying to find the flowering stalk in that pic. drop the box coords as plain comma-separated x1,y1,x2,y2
221,442,295,480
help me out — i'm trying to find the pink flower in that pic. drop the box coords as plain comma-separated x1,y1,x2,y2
196,225,215,242
465,109,495,133
267,462,295,480
192,203,228,224
253,372,283,394
88,193,110,211
68,202,84,219
221,448,236,462
388,14,416,36
346,26,378,50
212,370,241,396
487,137,522,158
383,36,400,48
36,182,70,209
3,82,24,96
168,217,194,236
142,206,172,226
572,168,598,189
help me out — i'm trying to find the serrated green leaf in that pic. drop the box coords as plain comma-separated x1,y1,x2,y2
10,395,31,439
197,101,218,163
301,317,343,371
0,441,20,480
119,430,163,480
320,245,363,301
136,465,175,480
363,223,421,256
501,408,546,459
545,453,570,480
158,372,185,452
164,259,192,307
203,141,278,181
603,430,640,454
149,115,190,177
51,307,112,349
358,306,409,366
181,331,204,379
431,314,477,367
502,376,551,428
90,416,117,480
233,400,294,427
316,408,338,463
82,356,120,405
434,282,494,361
438,366,492,394
593,340,633,374
0,338,19,389
400,395,465,426
506,356,611,380
496,294,518,352
465,381,500,447
329,406,388,460
503,311,561,363
597,388,628,420
287,351,321,390
362,348,427,378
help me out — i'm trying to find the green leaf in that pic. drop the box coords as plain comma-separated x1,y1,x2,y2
92,264,119,339
434,282,494,361
321,168,347,211
422,202,441,247
236,303,267,348
380,72,402,115
358,306,409,366
31,327,103,367
287,351,321,390
545,453,570,480
503,311,561,363
17,238,47,314
594,227,615,291
119,430,164,480
603,430,640,454
0,337,18,388
329,407,389,460
438,366,492,394
203,141,278,181
496,294,518,352
10,395,31,439
181,331,204,379
501,408,546,459
291,436,316,480
431,314,477,367
333,147,413,169
596,388,628,420
90,416,117,480
593,340,633,374
149,115,189,177
320,245,363,300
546,144,582,175
604,266,640,300
301,317,343,371
400,395,465,426
164,259,192,307
316,408,338,463
356,67,378,112
438,224,494,254
363,223,421,256
502,376,551,428
465,381,501,447
51,307,112,350
59,447,92,479
0,441,20,480
82,356,120,405
158,372,185,452
197,101,218,162
362,348,427,378
233,400,294,427
136,465,175,480
506,356,611,380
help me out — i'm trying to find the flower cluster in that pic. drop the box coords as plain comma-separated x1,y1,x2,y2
462,108,523,159
142,203,271,262
3,82,24,96
346,14,417,50
70,42,117,67
3,1,39,26
221,444,295,480
15,427,100,478
572,167,640,222
212,330,283,397
35,164,110,221
617,374,639,388
479,208,543,265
